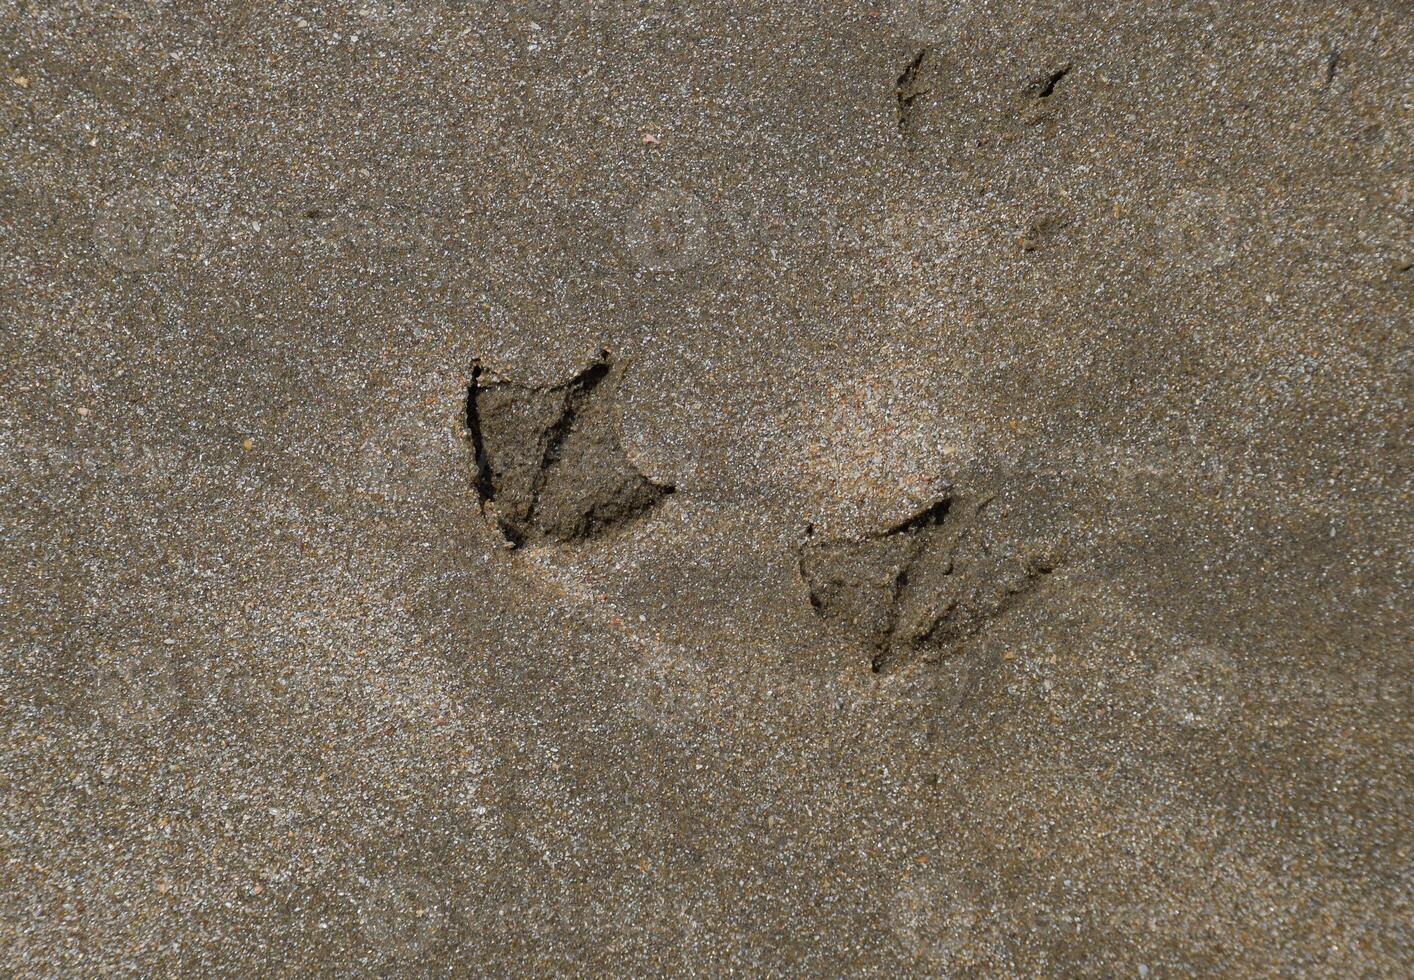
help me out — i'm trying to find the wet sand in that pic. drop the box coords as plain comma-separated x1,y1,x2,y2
1,1,1410,974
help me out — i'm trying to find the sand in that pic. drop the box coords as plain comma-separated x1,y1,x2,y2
1,0,1410,974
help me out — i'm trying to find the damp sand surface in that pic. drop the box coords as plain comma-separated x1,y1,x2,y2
1,2,1410,974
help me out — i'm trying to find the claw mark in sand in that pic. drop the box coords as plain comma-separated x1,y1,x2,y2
895,48,932,141
1024,62,1072,101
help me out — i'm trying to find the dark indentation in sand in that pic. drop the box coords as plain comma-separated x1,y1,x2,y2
1323,50,1341,89
895,48,931,140
800,492,1062,674
466,356,672,547
1026,62,1072,100
1019,213,1071,253
799,496,950,673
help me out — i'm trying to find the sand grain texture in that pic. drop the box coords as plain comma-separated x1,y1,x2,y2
1,1,1410,975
